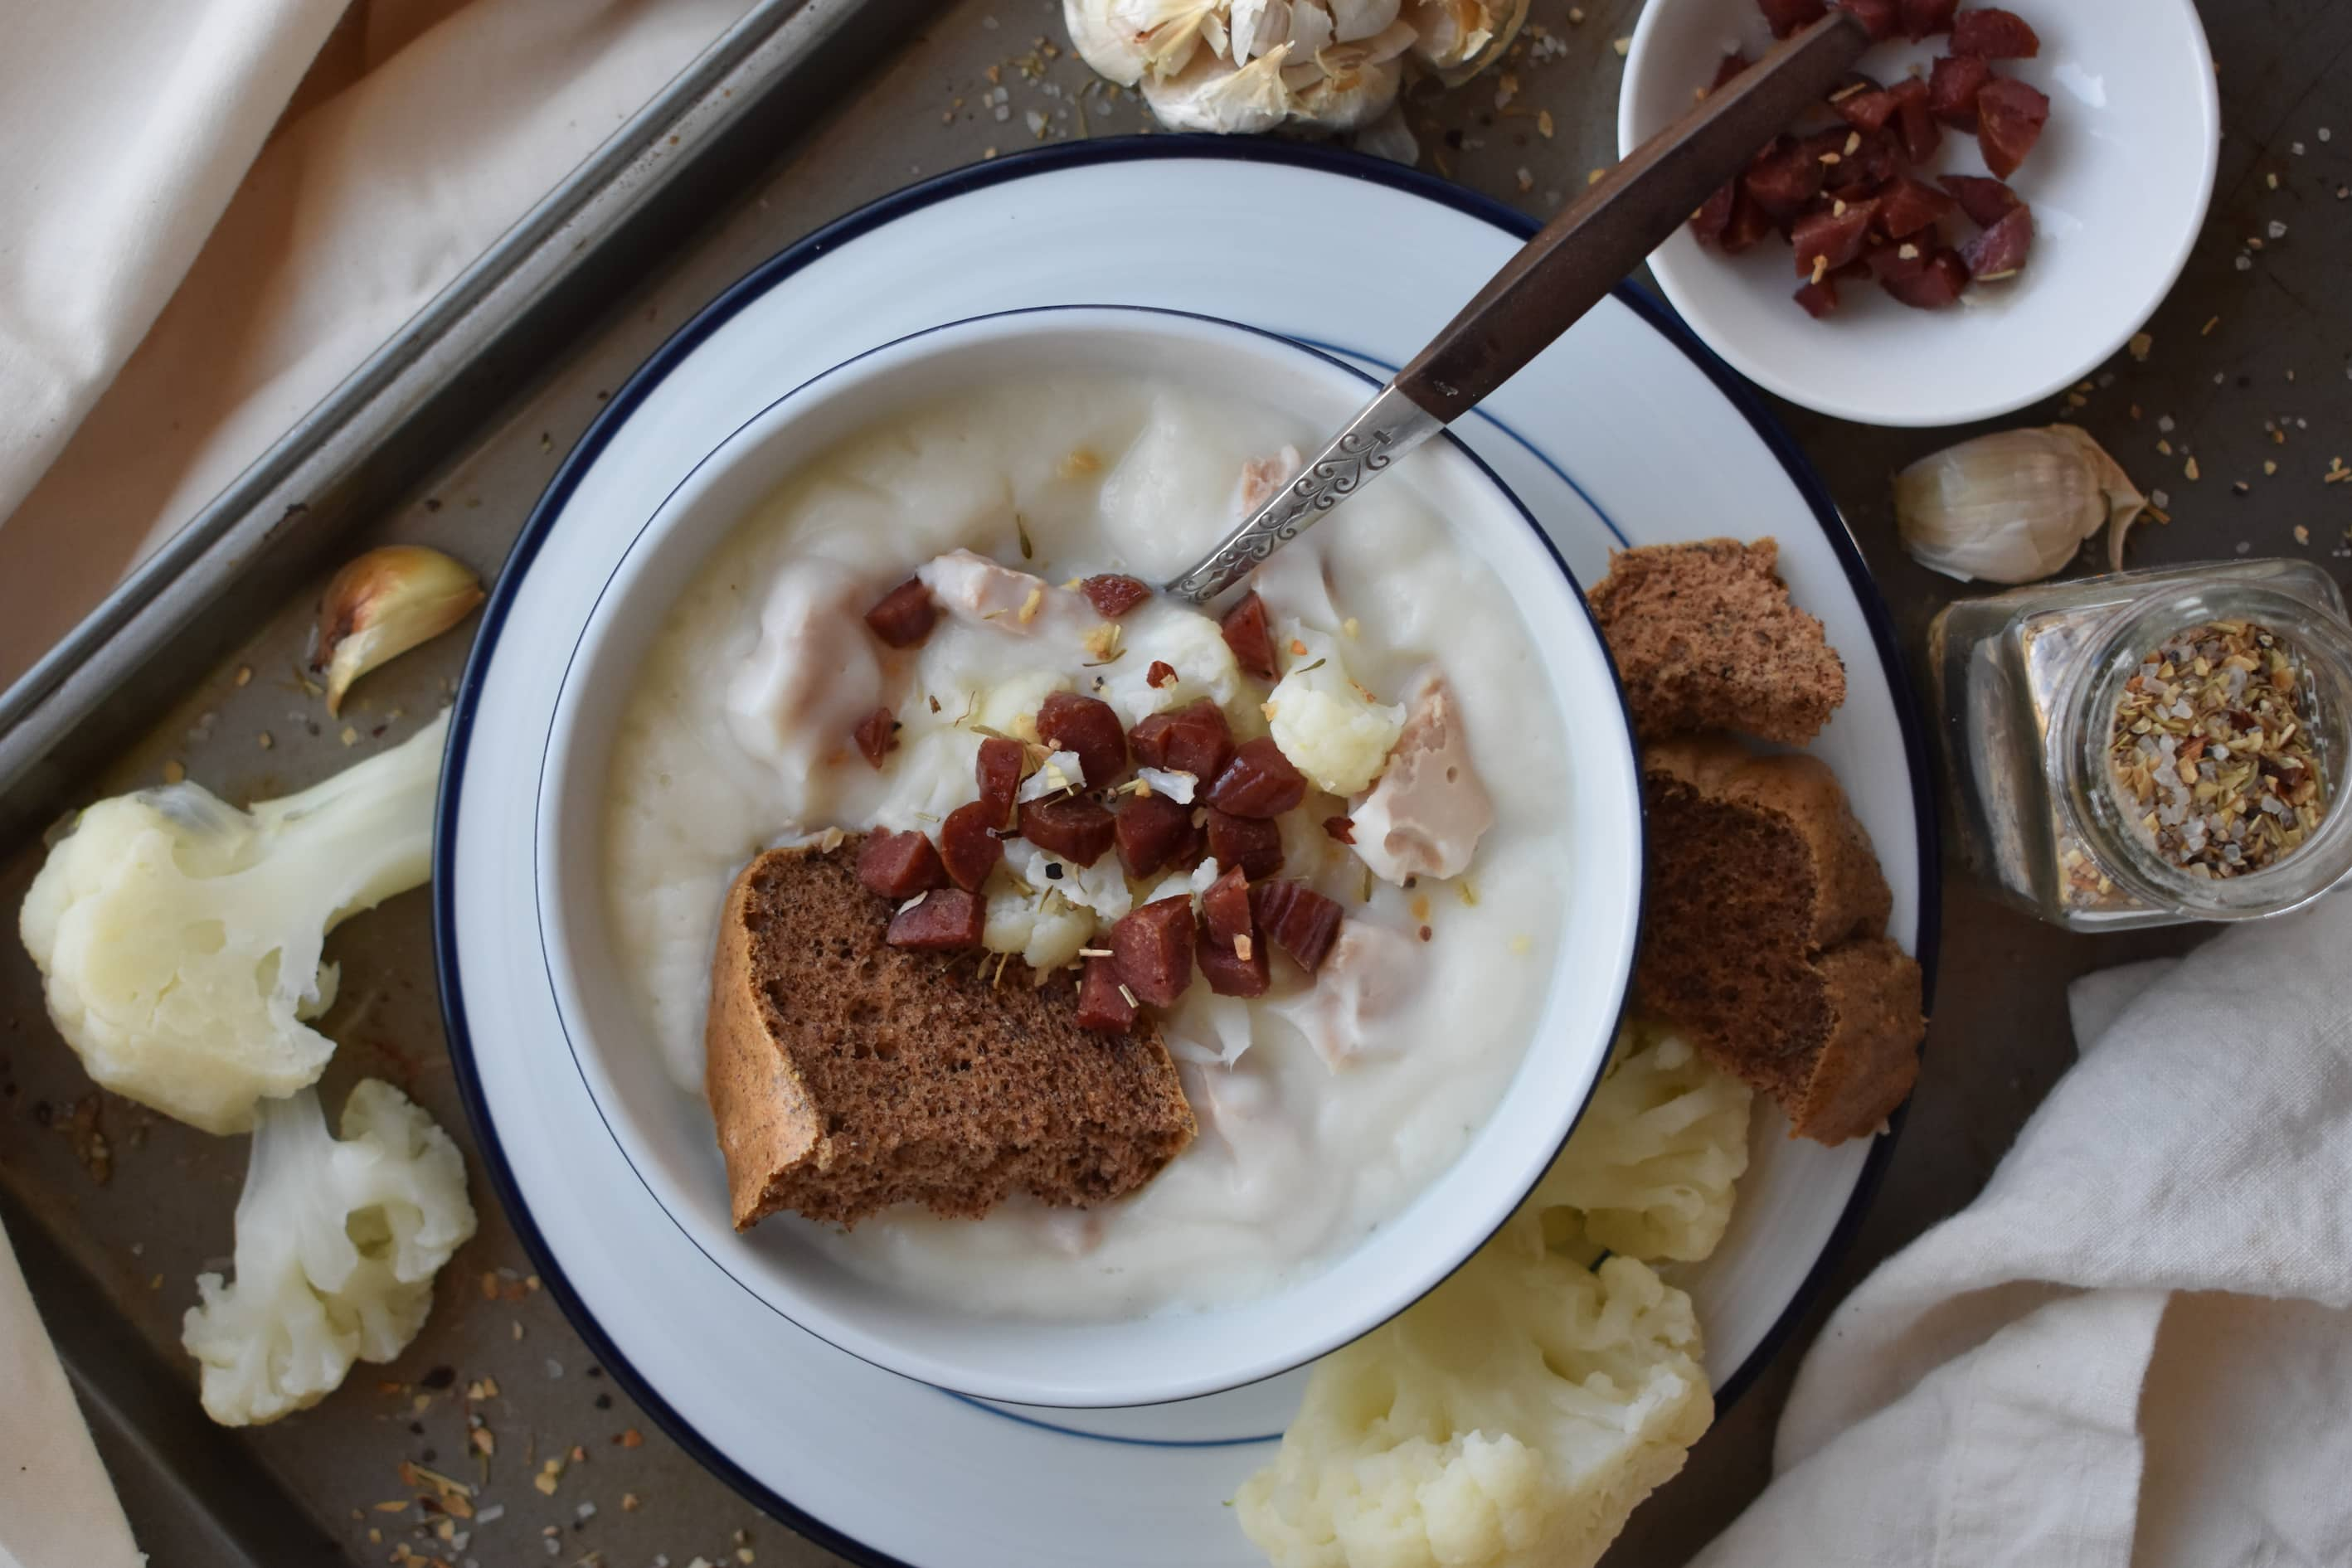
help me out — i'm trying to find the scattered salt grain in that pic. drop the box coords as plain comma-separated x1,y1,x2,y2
2322,127,2334,142
2268,220,2289,239
545,1358,563,1379
576,1503,597,1522
2237,255,2253,270
475,1505,506,1525
2158,415,2175,432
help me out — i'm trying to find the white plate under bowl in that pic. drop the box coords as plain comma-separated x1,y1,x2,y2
1621,0,2219,427
530,304,1645,1409
437,140,1941,1567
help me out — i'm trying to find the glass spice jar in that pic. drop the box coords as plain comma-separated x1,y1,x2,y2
1927,559,2352,930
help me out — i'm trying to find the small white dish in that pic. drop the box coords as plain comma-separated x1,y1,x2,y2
529,304,1644,1409
1621,0,2220,427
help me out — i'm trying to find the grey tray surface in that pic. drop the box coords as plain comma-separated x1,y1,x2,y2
4,0,2345,1565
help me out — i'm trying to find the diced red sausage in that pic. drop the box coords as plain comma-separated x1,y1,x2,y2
1251,881,1344,973
1878,175,1957,238
1888,77,1941,163
1757,0,1826,38
1834,84,1899,133
1927,54,1992,130
1742,136,1825,220
1691,180,1737,245
1220,592,1278,679
938,801,1005,891
1075,956,1138,1032
1018,796,1117,867
1939,173,2023,226
1037,691,1128,789
1208,738,1306,818
1976,76,2049,178
1200,866,1254,949
1880,248,1971,308
1833,0,1901,41
1196,925,1271,998
1115,790,1200,879
1961,205,2034,278
1795,277,1841,319
1146,659,1178,689
1951,7,2038,58
863,579,935,648
1129,698,1235,780
857,830,949,901
1207,810,1284,880
1810,127,1902,195
1900,0,1957,39
1720,187,1778,253
1081,574,1152,619
1710,51,1751,90
1322,814,1355,845
1109,898,1195,1008
976,735,1025,828
1867,238,1934,284
1791,198,1879,276
853,707,898,769
886,888,984,949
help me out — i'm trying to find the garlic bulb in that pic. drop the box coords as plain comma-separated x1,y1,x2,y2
1402,0,1528,85
311,546,484,715
1144,44,1295,133
1062,0,1221,85
1893,426,2147,586
1072,0,1415,132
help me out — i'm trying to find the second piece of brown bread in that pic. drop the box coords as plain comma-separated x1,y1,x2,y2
704,837,1196,1230
1587,537,1847,745
1635,735,1923,1145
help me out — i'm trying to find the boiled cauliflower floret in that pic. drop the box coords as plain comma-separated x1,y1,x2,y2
18,713,449,1134
982,883,1098,973
1268,629,1404,798
182,1079,476,1425
1237,1212,1710,1568
1532,1024,1752,1264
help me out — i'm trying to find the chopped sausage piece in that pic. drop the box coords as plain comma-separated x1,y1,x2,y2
1951,7,2038,58
863,578,936,648
1115,791,1199,879
1196,925,1271,998
1757,0,1826,38
1129,698,1235,780
1900,0,1958,38
1927,54,1992,131
1888,78,1942,163
1691,180,1737,245
1795,277,1842,319
975,735,1026,827
1742,136,1825,220
1791,198,1880,276
1867,238,1933,284
1832,76,1897,132
1037,691,1128,789
1081,574,1153,619
1075,955,1138,1032
1109,898,1195,1008
1018,796,1117,867
1322,814,1356,845
1805,126,1902,195
1719,187,1779,253
1208,810,1285,880
853,706,898,769
1200,866,1255,949
1207,737,1307,818
1709,51,1751,90
857,829,949,901
1881,248,1971,309
1146,659,1178,689
1878,176,1957,238
1975,76,2049,179
1219,592,1278,680
1961,205,2034,278
938,801,1006,892
885,888,985,950
1833,0,1901,41
1252,881,1345,973
1939,172,2023,226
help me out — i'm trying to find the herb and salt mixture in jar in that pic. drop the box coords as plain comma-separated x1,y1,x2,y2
1930,561,2352,931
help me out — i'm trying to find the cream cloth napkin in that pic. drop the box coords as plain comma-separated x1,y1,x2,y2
1698,892,2352,1568
0,3,746,1560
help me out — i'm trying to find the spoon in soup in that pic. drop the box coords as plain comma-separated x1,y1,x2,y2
1162,9,1871,605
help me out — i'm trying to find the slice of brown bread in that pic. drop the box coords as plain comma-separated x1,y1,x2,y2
1635,735,1924,1145
1587,537,1848,745
703,837,1196,1229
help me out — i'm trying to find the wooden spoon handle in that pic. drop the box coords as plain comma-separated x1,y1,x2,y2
1395,11,1870,423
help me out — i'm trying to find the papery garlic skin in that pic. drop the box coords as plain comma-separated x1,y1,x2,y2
1403,0,1528,85
1893,425,2147,586
312,546,485,716
1064,0,1220,85
1144,43,1295,133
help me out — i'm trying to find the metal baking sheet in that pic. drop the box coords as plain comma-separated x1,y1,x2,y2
4,0,2343,1565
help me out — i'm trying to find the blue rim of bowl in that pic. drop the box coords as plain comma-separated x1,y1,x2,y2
524,300,1643,1408
433,133,1941,1568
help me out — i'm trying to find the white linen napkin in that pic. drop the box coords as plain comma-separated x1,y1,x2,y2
1696,893,2352,1568
0,1214,142,1568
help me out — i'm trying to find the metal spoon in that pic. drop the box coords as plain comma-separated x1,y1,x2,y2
1163,10,1871,604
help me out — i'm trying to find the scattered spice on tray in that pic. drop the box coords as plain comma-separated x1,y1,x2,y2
2107,620,2328,876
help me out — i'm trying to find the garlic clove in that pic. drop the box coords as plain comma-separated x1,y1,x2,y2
311,546,485,715
1063,0,1219,85
1893,425,2147,586
1286,0,1335,60
1290,56,1403,129
1350,103,1421,165
1324,0,1401,42
1144,42,1295,133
